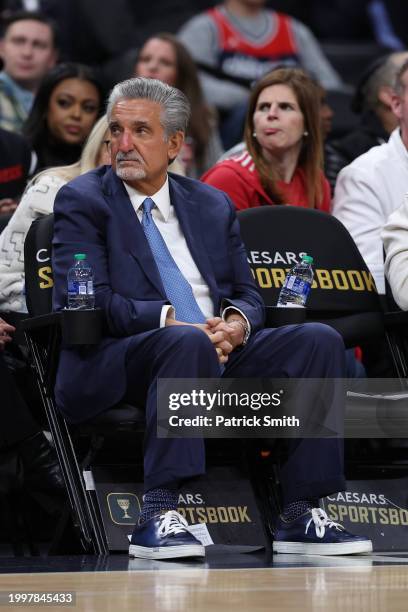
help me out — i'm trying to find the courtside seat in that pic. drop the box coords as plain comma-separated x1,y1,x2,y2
21,214,145,554
21,215,278,553
237,206,402,364
238,205,408,479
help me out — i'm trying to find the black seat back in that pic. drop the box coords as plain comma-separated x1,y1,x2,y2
238,206,381,312
238,207,385,347
24,214,54,317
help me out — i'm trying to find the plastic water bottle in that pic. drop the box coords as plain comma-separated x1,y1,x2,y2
67,253,95,309
277,255,314,308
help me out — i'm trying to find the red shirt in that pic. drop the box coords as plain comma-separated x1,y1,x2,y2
207,7,299,80
201,150,331,213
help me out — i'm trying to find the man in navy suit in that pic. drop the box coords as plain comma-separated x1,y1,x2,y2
52,77,372,559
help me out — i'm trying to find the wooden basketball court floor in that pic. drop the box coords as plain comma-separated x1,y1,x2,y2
1,550,408,611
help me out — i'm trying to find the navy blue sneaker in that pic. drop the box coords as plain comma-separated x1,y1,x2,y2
129,510,205,560
273,508,373,555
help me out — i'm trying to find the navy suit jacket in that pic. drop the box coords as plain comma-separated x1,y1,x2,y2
52,167,264,423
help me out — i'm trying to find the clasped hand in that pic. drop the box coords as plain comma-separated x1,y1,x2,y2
165,315,246,364
196,316,245,364
0,317,15,351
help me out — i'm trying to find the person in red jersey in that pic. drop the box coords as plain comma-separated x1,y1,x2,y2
179,0,343,112
202,68,331,212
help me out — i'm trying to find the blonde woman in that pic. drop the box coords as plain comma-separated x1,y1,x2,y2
0,115,110,313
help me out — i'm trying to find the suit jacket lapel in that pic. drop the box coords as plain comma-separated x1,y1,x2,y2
101,167,165,296
169,176,219,302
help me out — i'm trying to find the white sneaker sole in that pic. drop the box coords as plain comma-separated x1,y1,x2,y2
273,540,373,556
129,544,205,560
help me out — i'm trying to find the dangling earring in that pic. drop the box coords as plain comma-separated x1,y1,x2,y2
252,131,257,138
303,131,309,137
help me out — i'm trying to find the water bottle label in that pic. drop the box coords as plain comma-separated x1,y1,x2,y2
68,280,77,294
286,275,296,290
285,275,311,298
68,280,90,295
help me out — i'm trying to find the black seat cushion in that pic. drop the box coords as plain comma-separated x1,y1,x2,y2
78,402,145,433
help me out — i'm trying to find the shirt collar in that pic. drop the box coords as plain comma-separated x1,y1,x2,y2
123,176,171,221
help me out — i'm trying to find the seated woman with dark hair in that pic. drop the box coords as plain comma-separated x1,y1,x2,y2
202,68,331,212
134,33,223,178
23,63,103,171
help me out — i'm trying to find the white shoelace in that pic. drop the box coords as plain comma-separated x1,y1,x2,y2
157,511,190,537
305,508,345,539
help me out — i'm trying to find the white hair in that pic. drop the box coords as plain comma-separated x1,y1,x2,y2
106,77,190,138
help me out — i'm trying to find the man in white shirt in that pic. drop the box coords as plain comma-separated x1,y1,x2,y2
52,77,371,560
333,59,408,294
382,193,408,309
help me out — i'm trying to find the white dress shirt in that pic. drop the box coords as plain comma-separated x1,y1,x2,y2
123,176,250,331
333,128,408,294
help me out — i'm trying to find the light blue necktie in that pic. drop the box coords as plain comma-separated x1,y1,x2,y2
141,197,206,323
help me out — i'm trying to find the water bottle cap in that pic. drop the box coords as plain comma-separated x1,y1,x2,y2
74,253,86,260
302,255,313,264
